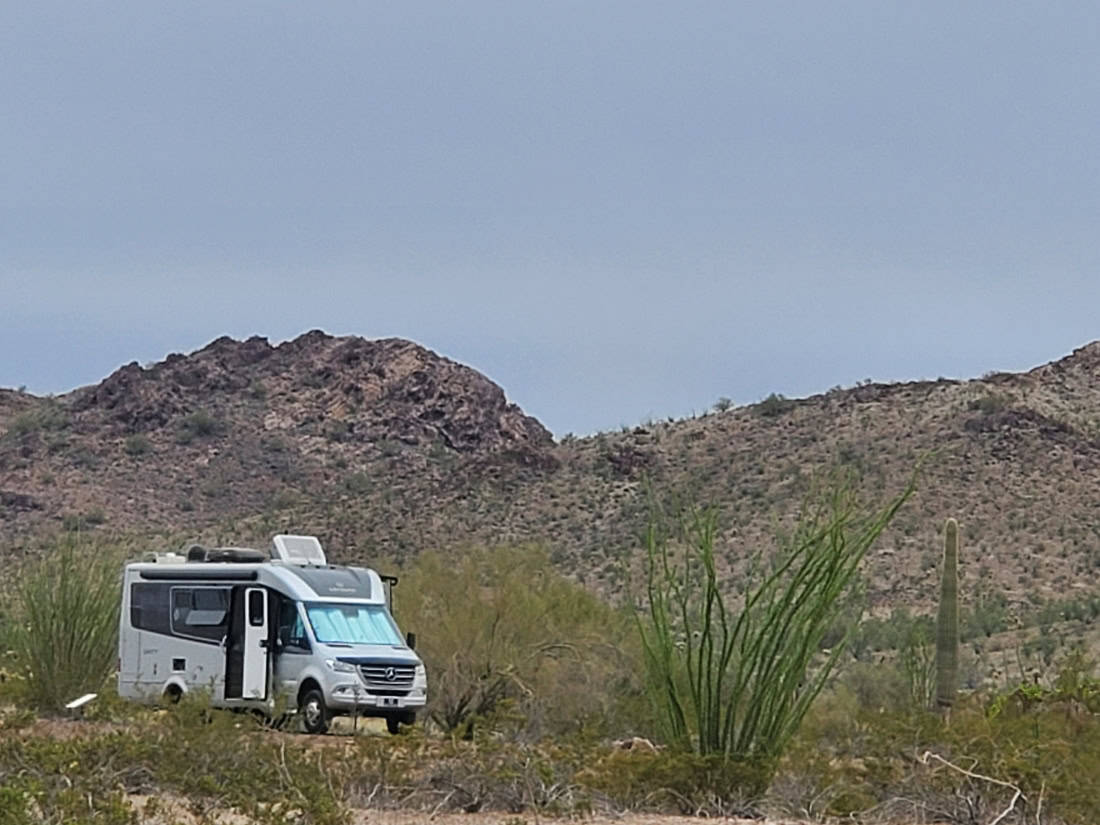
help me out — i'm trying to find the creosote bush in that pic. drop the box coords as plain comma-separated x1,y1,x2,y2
9,536,123,711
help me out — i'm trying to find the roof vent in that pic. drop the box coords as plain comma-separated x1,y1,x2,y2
272,534,327,566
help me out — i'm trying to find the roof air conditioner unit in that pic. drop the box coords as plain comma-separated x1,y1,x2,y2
272,534,327,566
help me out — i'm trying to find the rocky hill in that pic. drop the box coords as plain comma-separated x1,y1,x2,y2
4,332,1100,614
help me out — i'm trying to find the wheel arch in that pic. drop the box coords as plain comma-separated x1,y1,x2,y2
297,676,323,705
162,678,187,702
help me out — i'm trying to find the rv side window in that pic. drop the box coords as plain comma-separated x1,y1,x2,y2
277,599,310,652
170,587,230,642
131,583,172,635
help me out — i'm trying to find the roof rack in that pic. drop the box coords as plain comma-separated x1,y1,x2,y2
185,544,268,563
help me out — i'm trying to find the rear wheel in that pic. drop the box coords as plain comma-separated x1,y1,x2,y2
299,688,329,735
161,684,183,705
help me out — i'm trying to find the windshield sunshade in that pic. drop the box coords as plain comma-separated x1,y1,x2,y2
306,603,402,646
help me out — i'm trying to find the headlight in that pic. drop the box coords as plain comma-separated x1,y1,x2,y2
325,659,356,674
415,664,426,678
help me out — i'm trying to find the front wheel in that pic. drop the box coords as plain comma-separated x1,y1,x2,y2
386,712,415,735
299,688,329,735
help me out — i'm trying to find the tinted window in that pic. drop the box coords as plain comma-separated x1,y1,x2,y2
277,599,310,653
170,587,230,642
248,590,265,627
131,583,171,635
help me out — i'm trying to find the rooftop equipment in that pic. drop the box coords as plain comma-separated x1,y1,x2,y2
271,534,327,566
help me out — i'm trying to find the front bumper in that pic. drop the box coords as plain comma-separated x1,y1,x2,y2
327,684,427,713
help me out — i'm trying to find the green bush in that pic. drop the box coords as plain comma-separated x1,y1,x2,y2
968,391,1011,414
395,545,645,738
0,708,347,825
782,658,1100,824
175,409,225,444
580,747,769,814
754,392,794,418
123,433,152,456
1,400,69,441
8,537,123,711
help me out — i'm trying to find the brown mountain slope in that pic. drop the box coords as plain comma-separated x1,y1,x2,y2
0,332,552,541
3,333,1100,613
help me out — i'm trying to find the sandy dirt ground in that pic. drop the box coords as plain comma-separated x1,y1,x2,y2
126,797,807,825
358,814,805,825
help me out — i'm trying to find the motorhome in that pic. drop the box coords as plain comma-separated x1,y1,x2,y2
118,534,426,734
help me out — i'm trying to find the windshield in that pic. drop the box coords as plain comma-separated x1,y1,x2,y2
305,602,403,646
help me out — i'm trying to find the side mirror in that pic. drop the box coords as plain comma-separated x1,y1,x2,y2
405,631,417,651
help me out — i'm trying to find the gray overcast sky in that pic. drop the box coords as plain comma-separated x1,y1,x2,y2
3,2,1099,435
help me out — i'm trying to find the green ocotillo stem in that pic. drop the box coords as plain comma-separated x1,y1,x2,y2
935,518,959,711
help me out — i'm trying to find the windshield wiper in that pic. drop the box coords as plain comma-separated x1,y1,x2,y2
323,642,353,647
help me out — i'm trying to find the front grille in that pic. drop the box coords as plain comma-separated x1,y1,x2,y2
358,663,415,689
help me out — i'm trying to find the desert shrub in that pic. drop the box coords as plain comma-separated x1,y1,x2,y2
898,619,936,709
0,710,772,822
395,545,645,738
1,400,69,441
580,747,769,815
962,585,1011,640
833,659,912,713
175,409,225,444
637,471,914,795
323,419,351,441
754,392,794,418
968,391,1011,414
0,708,348,825
344,471,372,494
123,433,152,456
60,508,108,531
8,536,123,711
780,657,1100,824
850,607,935,656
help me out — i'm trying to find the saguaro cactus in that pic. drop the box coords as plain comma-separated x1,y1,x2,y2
935,518,960,713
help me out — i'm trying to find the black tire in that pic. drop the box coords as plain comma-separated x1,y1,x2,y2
162,684,183,705
386,712,415,735
299,688,329,735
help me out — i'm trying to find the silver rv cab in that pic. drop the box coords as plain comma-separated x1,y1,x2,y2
118,534,426,734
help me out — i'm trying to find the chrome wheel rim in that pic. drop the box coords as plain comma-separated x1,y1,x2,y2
304,699,322,727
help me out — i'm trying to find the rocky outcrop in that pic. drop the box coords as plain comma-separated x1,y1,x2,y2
66,331,552,455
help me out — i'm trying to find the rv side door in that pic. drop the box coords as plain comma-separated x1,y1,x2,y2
242,587,270,700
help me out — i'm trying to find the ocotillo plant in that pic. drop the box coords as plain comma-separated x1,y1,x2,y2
935,518,960,713
638,470,916,786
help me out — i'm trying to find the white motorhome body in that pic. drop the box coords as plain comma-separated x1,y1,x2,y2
118,535,426,734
